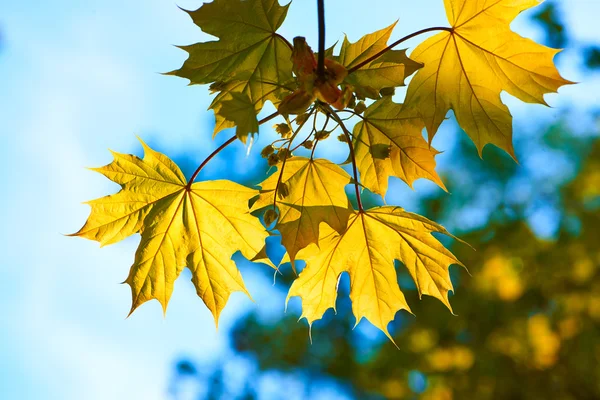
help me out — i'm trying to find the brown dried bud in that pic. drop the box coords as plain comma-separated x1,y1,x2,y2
274,123,291,138
295,113,310,126
315,130,330,141
354,101,367,115
278,148,292,161
277,182,289,199
278,89,315,116
261,145,275,158
302,140,314,150
264,209,278,226
337,134,348,143
267,153,280,166
380,87,396,97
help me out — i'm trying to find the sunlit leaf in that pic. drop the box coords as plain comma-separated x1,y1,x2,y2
353,97,446,197
168,0,293,137
335,23,423,94
73,140,272,323
404,0,573,157
252,157,353,264
288,206,463,340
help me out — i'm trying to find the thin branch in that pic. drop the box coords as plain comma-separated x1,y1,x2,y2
187,111,280,188
322,104,364,212
316,0,326,79
348,26,452,74
336,108,366,122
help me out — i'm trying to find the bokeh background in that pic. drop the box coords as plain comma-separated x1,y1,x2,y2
1,1,599,399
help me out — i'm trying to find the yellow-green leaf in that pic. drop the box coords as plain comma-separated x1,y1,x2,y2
403,0,573,157
218,92,259,143
288,206,463,340
336,23,423,94
252,157,352,263
353,97,446,197
73,139,271,324
169,0,293,137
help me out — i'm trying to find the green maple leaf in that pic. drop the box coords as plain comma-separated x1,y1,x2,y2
335,23,423,96
218,93,259,143
168,0,293,139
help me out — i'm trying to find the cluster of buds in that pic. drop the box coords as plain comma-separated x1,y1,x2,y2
278,37,350,115
261,145,293,167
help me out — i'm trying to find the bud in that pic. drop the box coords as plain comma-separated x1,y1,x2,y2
277,182,289,199
295,113,310,126
274,123,291,138
324,58,348,85
354,101,367,115
380,87,396,97
302,140,314,150
315,130,330,141
315,80,342,105
267,153,279,166
264,209,278,226
278,148,292,161
261,145,275,158
278,89,315,116
292,37,317,79
337,134,348,143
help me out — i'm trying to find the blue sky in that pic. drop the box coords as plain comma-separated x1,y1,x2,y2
0,1,598,399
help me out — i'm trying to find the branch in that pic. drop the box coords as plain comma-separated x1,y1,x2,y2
187,111,280,189
316,0,326,79
322,104,364,212
348,26,452,74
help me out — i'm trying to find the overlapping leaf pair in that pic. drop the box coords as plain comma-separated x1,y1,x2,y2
73,0,571,340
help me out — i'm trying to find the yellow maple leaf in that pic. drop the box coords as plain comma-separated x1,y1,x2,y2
403,0,572,157
72,139,272,324
353,97,446,197
252,157,353,264
287,206,463,341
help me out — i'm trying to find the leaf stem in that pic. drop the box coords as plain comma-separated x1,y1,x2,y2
186,111,280,189
322,104,364,212
348,26,452,74
316,0,326,79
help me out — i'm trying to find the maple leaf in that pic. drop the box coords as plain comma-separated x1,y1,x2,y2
403,0,573,157
72,140,272,323
217,92,259,143
353,97,446,197
169,0,293,139
287,206,463,341
335,23,423,96
252,157,353,264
